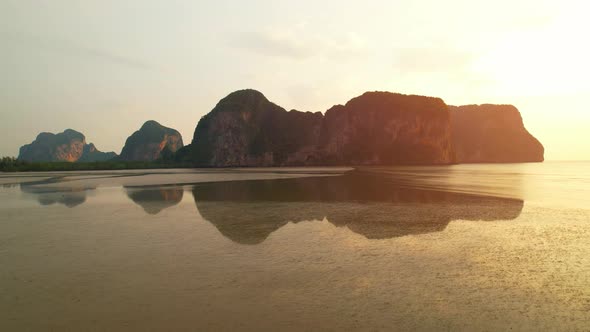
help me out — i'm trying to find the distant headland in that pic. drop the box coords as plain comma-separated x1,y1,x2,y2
2,89,543,171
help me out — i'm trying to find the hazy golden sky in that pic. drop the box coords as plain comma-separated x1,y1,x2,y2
1,0,588,160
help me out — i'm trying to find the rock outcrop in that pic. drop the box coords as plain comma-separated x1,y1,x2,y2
321,91,455,165
18,129,116,162
179,89,455,166
118,120,183,161
77,143,117,162
450,104,544,163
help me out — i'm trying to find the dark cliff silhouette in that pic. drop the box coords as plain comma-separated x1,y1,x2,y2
77,143,117,162
450,104,544,163
17,90,544,166
178,89,544,166
18,129,116,162
118,120,183,162
177,89,455,166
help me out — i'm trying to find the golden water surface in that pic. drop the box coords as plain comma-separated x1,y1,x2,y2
1,163,589,331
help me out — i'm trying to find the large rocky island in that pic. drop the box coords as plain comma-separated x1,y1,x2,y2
178,89,543,166
18,129,116,162
177,89,456,166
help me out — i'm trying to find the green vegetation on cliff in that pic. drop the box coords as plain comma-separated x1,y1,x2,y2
0,157,28,172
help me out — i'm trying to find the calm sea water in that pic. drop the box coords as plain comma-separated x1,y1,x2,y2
1,162,589,331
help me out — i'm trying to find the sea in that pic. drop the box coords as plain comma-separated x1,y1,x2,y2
1,161,589,331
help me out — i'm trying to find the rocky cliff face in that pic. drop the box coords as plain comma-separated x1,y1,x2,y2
119,120,183,161
320,92,455,165
19,129,86,162
181,89,455,166
450,104,544,163
18,129,116,162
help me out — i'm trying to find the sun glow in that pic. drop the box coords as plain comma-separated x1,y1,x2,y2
474,7,589,97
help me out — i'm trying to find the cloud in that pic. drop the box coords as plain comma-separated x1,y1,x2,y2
231,23,366,60
232,30,315,59
9,31,153,70
60,43,153,70
389,46,497,98
393,47,476,74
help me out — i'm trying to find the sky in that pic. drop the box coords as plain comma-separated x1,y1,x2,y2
1,0,589,160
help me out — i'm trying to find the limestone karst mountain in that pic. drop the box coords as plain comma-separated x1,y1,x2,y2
16,91,544,166
178,89,456,166
18,129,117,162
118,120,184,161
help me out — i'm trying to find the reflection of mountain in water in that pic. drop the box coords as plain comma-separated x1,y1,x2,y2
192,171,524,244
20,183,91,208
125,187,184,214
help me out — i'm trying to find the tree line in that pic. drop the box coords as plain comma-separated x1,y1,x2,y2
0,156,194,172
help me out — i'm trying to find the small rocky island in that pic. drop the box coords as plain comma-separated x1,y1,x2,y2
16,90,544,166
118,120,184,161
18,129,116,162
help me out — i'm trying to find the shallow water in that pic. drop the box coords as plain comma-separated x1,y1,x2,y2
1,163,589,331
